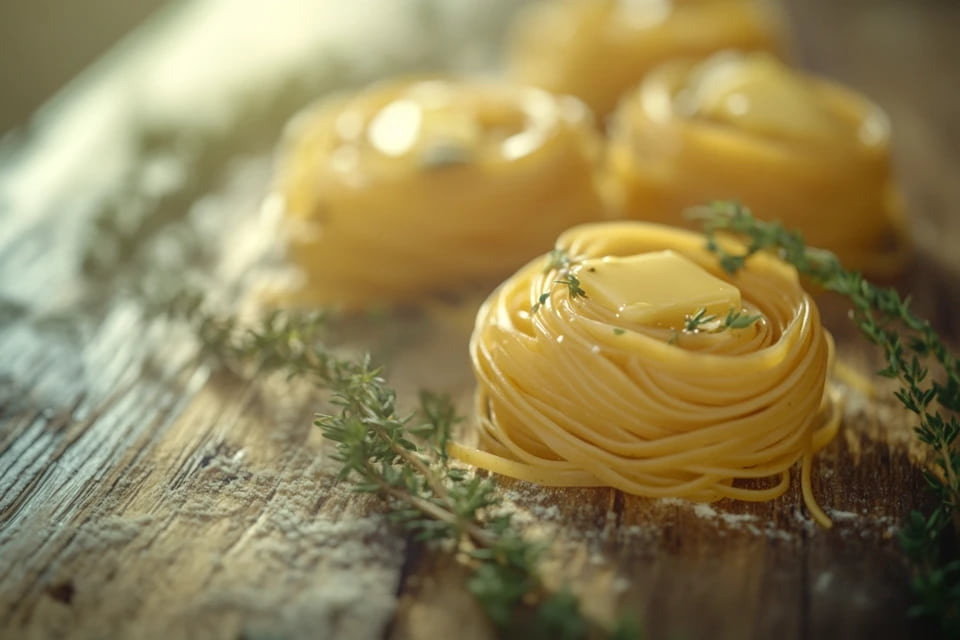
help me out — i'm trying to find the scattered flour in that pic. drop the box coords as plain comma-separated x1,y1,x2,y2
814,571,834,593
70,514,157,555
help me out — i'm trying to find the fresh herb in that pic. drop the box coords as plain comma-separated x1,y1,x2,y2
689,200,960,635
725,308,762,330
317,371,629,637
547,248,574,272
557,274,588,300
680,306,761,335
69,30,643,637
531,249,588,313
683,308,717,332
159,291,332,377
161,291,637,639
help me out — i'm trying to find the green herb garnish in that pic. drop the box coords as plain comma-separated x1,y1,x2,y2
689,200,960,635
531,249,588,313
162,292,637,639
556,274,588,300
724,308,763,330
680,306,761,335
683,308,717,332
546,248,574,272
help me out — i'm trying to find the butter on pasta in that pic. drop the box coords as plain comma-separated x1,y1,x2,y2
273,78,607,309
576,251,740,326
452,221,841,527
508,0,783,118
604,51,910,277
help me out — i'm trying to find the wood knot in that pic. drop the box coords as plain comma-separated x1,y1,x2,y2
46,580,75,605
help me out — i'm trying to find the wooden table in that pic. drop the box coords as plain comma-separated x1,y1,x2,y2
1,1,958,638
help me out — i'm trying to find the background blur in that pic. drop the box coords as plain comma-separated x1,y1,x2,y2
0,0,167,132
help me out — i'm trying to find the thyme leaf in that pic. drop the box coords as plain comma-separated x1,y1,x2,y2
556,274,588,301
680,306,761,336
531,249,588,313
547,248,574,272
683,308,717,332
725,308,763,330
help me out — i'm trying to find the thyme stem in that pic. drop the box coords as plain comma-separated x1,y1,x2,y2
159,291,636,638
372,471,497,548
690,201,960,635
382,430,456,515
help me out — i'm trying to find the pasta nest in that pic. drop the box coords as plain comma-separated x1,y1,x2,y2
508,0,782,117
456,221,841,526
603,51,911,278
273,77,606,309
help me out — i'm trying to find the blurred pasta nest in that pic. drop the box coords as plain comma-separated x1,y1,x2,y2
508,0,783,117
603,51,910,277
272,77,607,309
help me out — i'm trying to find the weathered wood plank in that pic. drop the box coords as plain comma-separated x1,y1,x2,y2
0,360,407,639
1,0,958,639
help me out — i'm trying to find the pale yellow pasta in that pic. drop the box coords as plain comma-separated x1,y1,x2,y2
508,0,783,118
274,78,607,309
604,51,910,277
453,221,841,527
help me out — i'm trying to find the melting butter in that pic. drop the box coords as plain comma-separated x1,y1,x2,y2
575,250,740,326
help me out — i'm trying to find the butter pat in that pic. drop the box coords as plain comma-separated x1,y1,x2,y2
576,251,741,326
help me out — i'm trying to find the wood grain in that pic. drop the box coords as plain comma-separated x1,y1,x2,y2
1,1,958,639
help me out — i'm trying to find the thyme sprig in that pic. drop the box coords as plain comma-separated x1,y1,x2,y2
678,307,761,339
531,249,588,313
163,292,636,639
689,200,960,634
683,308,717,332
316,367,631,637
154,289,333,378
725,308,763,330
